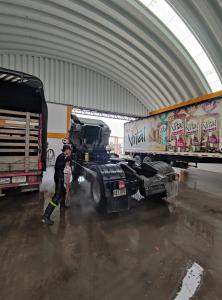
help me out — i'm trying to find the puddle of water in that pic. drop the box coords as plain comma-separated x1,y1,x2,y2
175,262,204,300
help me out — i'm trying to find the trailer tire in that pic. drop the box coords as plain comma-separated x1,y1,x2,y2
91,175,107,212
143,156,152,163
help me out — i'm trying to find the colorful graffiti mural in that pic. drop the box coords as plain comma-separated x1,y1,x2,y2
124,99,222,153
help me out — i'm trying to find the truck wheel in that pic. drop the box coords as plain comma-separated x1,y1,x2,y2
134,154,142,166
91,176,107,212
143,156,152,163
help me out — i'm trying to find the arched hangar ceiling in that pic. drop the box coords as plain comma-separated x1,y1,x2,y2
0,0,211,114
167,0,222,85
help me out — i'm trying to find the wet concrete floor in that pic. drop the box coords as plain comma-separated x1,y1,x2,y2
0,169,222,300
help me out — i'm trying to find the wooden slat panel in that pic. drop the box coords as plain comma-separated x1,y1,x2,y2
0,149,38,152
0,109,26,116
0,163,38,172
26,136,39,141
0,156,25,163
0,156,38,163
25,112,30,172
0,115,26,122
0,135,25,140
0,156,38,172
0,149,25,152
0,123,26,129
0,115,39,126
0,128,26,134
0,135,38,141
0,123,38,129
30,131,39,136
30,118,40,124
0,164,24,172
0,109,39,118
0,142,26,146
29,163,39,170
30,113,40,118
30,156,39,162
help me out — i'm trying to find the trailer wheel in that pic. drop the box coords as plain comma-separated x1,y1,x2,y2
143,156,152,163
91,175,107,212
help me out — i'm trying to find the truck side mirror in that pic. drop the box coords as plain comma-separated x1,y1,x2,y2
62,138,68,144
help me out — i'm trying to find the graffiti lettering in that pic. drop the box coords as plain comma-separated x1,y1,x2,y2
128,127,146,146
159,125,167,134
171,119,184,135
202,119,217,132
186,121,199,134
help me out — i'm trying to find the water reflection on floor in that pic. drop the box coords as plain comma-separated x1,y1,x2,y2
0,168,222,300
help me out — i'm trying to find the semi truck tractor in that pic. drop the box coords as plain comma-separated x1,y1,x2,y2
69,115,178,213
0,68,47,195
124,92,222,168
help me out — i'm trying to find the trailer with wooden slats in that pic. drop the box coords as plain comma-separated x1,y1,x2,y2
0,68,47,194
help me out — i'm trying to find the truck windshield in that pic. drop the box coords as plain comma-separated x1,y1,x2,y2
82,125,101,144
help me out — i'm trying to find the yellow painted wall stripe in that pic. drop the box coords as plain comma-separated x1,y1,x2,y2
149,90,222,116
47,132,67,139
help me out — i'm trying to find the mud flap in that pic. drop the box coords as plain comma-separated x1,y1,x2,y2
107,195,129,213
90,164,129,213
105,178,129,213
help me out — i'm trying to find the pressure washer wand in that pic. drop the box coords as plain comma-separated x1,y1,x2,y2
71,159,97,178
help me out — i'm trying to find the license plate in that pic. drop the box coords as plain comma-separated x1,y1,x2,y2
0,177,10,184
12,176,26,183
113,188,126,197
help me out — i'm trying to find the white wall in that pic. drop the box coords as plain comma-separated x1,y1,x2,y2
47,103,67,133
47,103,72,162
47,139,64,162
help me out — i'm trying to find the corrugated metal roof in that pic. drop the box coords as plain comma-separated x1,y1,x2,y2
0,0,213,114
167,0,222,88
0,54,147,117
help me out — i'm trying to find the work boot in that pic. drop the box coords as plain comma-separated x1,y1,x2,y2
41,216,54,225
41,203,55,225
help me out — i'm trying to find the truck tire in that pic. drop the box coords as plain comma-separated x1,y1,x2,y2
143,156,152,163
134,154,142,166
91,174,107,212
72,163,81,181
